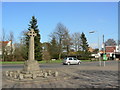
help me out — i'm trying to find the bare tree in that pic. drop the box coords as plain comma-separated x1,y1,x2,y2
13,43,23,61
8,32,14,61
105,39,117,46
72,32,81,51
52,23,71,59
1,28,7,61
62,29,72,56
19,30,28,60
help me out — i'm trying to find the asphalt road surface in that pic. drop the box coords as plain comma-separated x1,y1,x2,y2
2,60,118,71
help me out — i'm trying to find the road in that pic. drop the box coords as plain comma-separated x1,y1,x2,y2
2,60,118,71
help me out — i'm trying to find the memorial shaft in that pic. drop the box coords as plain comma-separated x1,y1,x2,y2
29,36,35,60
28,29,37,61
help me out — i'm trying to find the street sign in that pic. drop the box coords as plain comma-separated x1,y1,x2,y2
103,54,107,61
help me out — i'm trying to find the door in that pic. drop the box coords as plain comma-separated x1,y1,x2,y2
73,58,78,64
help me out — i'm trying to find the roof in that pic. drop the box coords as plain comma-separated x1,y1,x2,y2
88,47,94,52
0,41,9,43
0,41,9,47
105,46,116,47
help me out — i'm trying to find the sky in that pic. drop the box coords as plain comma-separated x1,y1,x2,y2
2,2,118,48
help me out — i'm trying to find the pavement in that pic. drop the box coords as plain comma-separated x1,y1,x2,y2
2,60,119,88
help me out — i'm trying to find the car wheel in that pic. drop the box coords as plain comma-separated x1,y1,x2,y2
67,62,70,65
78,62,81,65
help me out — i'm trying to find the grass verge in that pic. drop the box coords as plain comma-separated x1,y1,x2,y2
1,59,96,64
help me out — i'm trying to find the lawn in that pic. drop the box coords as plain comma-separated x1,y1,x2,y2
0,60,102,64
0,59,95,64
0,60,62,64
0,61,24,64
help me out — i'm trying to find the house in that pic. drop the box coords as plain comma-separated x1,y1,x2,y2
88,47,94,52
105,45,120,54
105,45,120,60
0,41,15,60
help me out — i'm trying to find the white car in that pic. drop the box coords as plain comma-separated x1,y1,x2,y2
63,57,81,65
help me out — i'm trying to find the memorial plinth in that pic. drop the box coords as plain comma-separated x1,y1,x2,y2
5,29,58,81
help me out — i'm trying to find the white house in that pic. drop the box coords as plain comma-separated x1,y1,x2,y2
0,41,15,59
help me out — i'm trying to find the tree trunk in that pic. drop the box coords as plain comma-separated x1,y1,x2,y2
59,53,61,60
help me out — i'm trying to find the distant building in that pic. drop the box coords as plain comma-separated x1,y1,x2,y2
0,41,15,60
88,47,94,52
105,46,116,54
105,45,120,60
105,45,120,53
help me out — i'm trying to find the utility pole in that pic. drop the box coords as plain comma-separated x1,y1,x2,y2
98,33,101,66
103,35,105,53
103,35,106,66
89,31,101,66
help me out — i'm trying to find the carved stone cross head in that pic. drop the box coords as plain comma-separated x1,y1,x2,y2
27,29,37,37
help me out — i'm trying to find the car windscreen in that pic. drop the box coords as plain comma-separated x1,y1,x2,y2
64,57,67,60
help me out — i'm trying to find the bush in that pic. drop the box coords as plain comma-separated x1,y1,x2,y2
78,57,89,60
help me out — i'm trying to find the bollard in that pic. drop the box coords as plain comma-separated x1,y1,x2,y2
32,74,37,79
5,71,9,76
19,74,24,80
48,70,51,76
54,71,58,77
44,72,47,78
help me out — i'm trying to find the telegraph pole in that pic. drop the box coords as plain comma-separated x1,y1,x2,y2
103,35,106,66
103,35,105,54
98,33,101,66
89,31,101,66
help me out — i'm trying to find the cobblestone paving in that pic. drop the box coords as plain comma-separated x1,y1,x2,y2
2,61,119,88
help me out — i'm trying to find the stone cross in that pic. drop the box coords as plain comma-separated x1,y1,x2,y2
27,29,37,60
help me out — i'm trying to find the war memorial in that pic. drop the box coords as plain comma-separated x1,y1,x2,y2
4,29,58,81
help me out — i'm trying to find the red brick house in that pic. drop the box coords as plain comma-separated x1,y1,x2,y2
105,46,120,60
105,46,116,54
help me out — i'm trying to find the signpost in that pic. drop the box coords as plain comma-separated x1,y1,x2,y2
103,54,107,66
103,35,106,67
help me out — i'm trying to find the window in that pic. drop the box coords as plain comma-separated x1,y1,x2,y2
74,58,77,60
69,57,73,60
